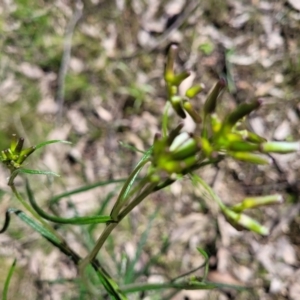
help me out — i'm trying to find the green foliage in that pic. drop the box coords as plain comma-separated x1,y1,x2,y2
1,45,299,299
2,259,16,300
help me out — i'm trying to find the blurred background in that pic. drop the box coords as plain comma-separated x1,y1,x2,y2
0,0,300,299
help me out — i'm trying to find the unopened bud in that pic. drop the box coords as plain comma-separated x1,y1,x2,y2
225,99,262,128
164,44,178,82
204,78,226,115
223,208,269,235
171,137,199,160
167,123,184,146
243,130,267,144
231,194,283,212
229,151,271,164
210,114,222,133
14,137,24,155
170,71,191,86
170,96,186,118
17,146,36,164
170,132,190,152
185,84,205,98
183,101,202,124
261,141,300,154
201,137,213,157
228,141,260,152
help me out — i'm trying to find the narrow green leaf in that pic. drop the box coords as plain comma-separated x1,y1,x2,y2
6,208,61,245
95,266,128,300
50,178,127,205
3,259,17,300
119,281,217,294
26,180,114,225
19,168,60,177
119,142,146,154
197,247,209,281
170,247,209,283
0,210,11,234
35,140,72,150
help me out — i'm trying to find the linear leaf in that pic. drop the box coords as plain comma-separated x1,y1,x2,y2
35,140,72,150
7,208,61,245
26,180,114,225
119,279,246,294
2,259,17,300
50,178,127,205
19,168,60,177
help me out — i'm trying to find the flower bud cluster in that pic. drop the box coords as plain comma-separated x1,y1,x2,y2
151,45,300,235
152,45,299,176
0,134,36,172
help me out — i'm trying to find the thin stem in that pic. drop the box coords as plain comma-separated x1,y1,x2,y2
110,157,151,219
79,181,158,274
190,174,226,210
118,182,157,219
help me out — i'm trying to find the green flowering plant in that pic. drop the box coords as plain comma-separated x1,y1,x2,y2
1,45,299,299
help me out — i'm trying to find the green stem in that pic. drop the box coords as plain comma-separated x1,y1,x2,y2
118,182,157,219
190,174,226,210
80,181,157,274
110,157,151,219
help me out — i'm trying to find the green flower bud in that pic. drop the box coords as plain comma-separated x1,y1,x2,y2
158,154,198,174
204,78,226,115
169,132,190,152
1,150,9,161
228,141,260,152
240,130,267,144
167,123,184,146
183,100,202,124
223,208,269,235
210,113,222,133
225,99,262,129
229,151,271,164
17,146,36,164
4,149,13,160
14,137,24,155
152,133,165,158
164,44,178,82
200,137,213,157
185,84,205,98
231,194,283,213
170,71,191,86
261,141,300,153
170,137,199,160
170,96,186,118
10,134,18,152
